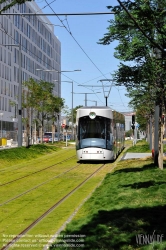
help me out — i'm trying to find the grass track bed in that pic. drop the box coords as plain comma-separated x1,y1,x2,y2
0,144,61,169
8,165,113,250
0,149,75,185
0,157,109,249
0,163,95,205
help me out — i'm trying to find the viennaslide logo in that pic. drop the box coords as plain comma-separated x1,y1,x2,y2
136,231,164,247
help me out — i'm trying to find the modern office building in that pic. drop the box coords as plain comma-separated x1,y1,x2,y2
0,2,61,135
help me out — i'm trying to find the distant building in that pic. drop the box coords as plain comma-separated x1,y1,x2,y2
122,112,135,131
0,2,61,132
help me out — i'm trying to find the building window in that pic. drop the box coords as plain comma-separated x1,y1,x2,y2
2,97,4,110
8,99,12,112
14,66,16,81
14,30,19,44
8,52,11,66
0,47,2,60
21,18,24,32
4,81,6,95
1,80,3,94
5,97,7,111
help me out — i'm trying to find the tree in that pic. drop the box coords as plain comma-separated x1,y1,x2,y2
0,0,31,13
62,105,83,124
126,87,155,146
126,85,155,130
99,0,166,169
46,95,64,141
22,78,64,144
69,105,83,124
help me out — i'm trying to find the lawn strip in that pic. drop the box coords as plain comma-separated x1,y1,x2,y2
49,158,166,250
0,148,75,185
0,143,74,169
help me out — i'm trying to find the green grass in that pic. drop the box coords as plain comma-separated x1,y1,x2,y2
0,141,75,168
125,140,151,153
125,139,166,154
50,148,166,249
25,166,112,246
0,144,61,168
0,144,59,160
0,156,111,249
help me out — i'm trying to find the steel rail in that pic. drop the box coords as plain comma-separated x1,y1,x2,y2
0,164,81,206
1,164,105,250
0,155,76,187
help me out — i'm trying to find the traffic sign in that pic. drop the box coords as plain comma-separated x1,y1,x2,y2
62,124,66,128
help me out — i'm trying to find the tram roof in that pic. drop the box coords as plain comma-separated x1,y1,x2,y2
76,106,114,119
78,106,112,110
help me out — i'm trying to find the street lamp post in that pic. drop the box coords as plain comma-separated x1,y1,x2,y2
18,44,22,147
36,69,79,96
87,100,97,106
36,69,81,140
36,69,81,97
98,79,114,106
73,92,100,106
61,81,74,140
2,44,22,146
78,79,114,106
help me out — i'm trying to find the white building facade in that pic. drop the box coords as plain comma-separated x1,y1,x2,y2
0,2,61,134
122,112,135,131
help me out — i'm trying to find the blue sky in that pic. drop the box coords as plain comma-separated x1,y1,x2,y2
36,0,132,112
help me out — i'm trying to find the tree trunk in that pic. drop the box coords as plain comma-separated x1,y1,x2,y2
39,126,43,143
152,117,154,150
154,105,159,166
52,123,55,143
26,108,30,147
158,105,163,169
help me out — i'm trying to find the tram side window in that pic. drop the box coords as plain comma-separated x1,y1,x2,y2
106,119,111,140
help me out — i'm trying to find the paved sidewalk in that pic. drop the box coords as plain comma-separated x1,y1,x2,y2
0,144,18,150
121,152,152,160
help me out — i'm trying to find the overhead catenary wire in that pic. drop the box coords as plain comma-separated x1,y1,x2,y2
43,0,116,106
0,3,112,85
44,0,111,81
0,2,127,109
2,1,113,82
0,16,104,104
0,12,115,16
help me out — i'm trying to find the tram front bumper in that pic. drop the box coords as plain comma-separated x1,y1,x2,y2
83,150,104,160
77,148,114,161
77,148,104,160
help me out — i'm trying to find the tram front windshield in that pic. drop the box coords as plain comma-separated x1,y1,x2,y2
78,115,112,149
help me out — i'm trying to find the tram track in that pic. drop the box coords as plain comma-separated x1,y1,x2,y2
0,163,81,206
1,163,106,250
0,155,76,187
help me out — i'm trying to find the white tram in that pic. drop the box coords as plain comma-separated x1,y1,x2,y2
76,106,125,161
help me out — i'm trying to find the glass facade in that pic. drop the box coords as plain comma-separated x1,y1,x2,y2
0,2,61,130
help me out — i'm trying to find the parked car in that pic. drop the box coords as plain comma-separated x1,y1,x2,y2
44,132,60,142
64,135,71,141
43,136,49,143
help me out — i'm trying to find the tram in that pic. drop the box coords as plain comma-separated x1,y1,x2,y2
76,106,125,161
